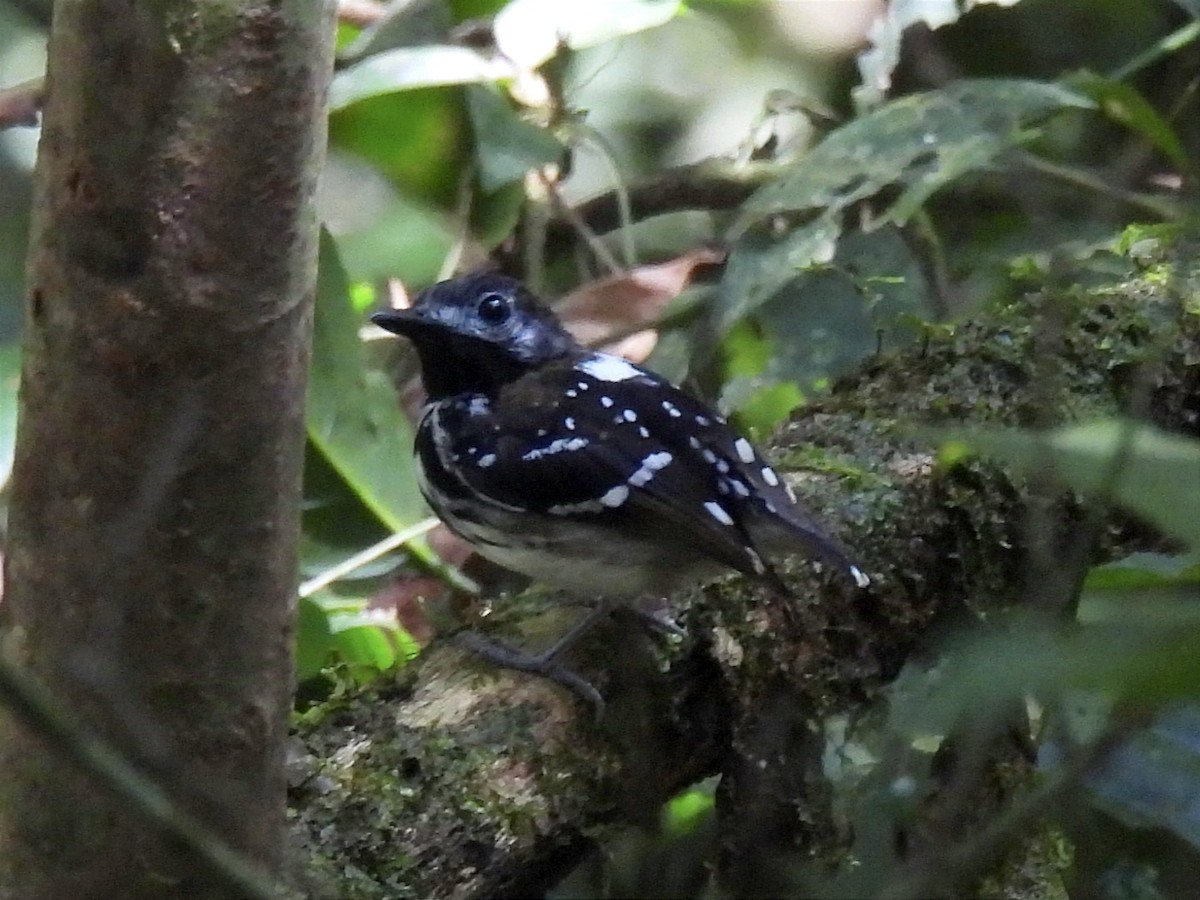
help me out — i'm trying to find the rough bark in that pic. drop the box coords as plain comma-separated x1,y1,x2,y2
0,2,335,898
288,240,1199,899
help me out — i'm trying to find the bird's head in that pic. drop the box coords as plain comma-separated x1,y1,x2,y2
372,273,579,399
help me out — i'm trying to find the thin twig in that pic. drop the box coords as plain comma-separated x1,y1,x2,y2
1015,150,1181,220
299,516,449,598
1108,20,1200,82
540,170,625,275
571,122,638,268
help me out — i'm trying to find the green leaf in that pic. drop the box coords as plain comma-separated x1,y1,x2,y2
731,381,805,438
942,419,1200,549
337,0,453,64
493,0,682,69
329,89,468,206
296,595,334,681
329,617,398,671
307,231,428,539
1067,70,1189,171
330,45,516,111
748,227,932,390
661,780,717,838
466,85,564,192
1084,553,1200,592
720,79,1093,331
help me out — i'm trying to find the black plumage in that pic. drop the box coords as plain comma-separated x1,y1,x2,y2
373,273,868,707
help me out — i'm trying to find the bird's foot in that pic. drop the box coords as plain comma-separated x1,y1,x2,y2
456,601,613,717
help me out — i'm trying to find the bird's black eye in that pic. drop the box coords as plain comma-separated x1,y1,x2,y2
476,291,512,326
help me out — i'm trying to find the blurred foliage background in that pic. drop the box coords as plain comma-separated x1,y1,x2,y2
3,0,1200,896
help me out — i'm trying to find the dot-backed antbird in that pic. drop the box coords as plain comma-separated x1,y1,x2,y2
373,273,869,712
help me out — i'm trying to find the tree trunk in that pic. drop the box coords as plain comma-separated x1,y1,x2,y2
0,2,334,897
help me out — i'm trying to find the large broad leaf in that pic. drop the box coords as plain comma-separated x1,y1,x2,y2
493,0,683,69
307,231,428,542
466,85,564,192
330,45,517,111
943,419,1200,550
337,0,453,64
719,79,1093,331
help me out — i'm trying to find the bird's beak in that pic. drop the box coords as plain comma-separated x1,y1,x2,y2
371,310,432,336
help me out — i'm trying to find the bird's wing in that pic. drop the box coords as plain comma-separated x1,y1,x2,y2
427,357,863,586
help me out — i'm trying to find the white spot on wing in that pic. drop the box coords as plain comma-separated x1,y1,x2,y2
600,396,614,408
522,436,589,460
638,426,650,438
478,453,497,467
622,409,637,422
851,566,871,588
704,501,734,526
688,436,702,450
702,449,717,464
577,355,641,383
662,400,681,418
730,479,750,497
627,450,673,488
566,389,578,398
601,485,629,507
468,396,489,416
734,438,755,463
695,415,710,426
564,417,575,430
761,466,779,486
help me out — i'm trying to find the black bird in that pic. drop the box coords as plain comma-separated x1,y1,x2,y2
373,273,868,708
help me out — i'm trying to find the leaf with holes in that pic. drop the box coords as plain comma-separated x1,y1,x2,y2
719,79,1093,331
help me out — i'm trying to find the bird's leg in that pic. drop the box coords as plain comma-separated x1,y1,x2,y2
456,600,615,716
613,604,686,640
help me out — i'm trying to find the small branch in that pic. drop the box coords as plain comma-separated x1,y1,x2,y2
1015,150,1182,220
531,162,771,265
298,517,448,598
